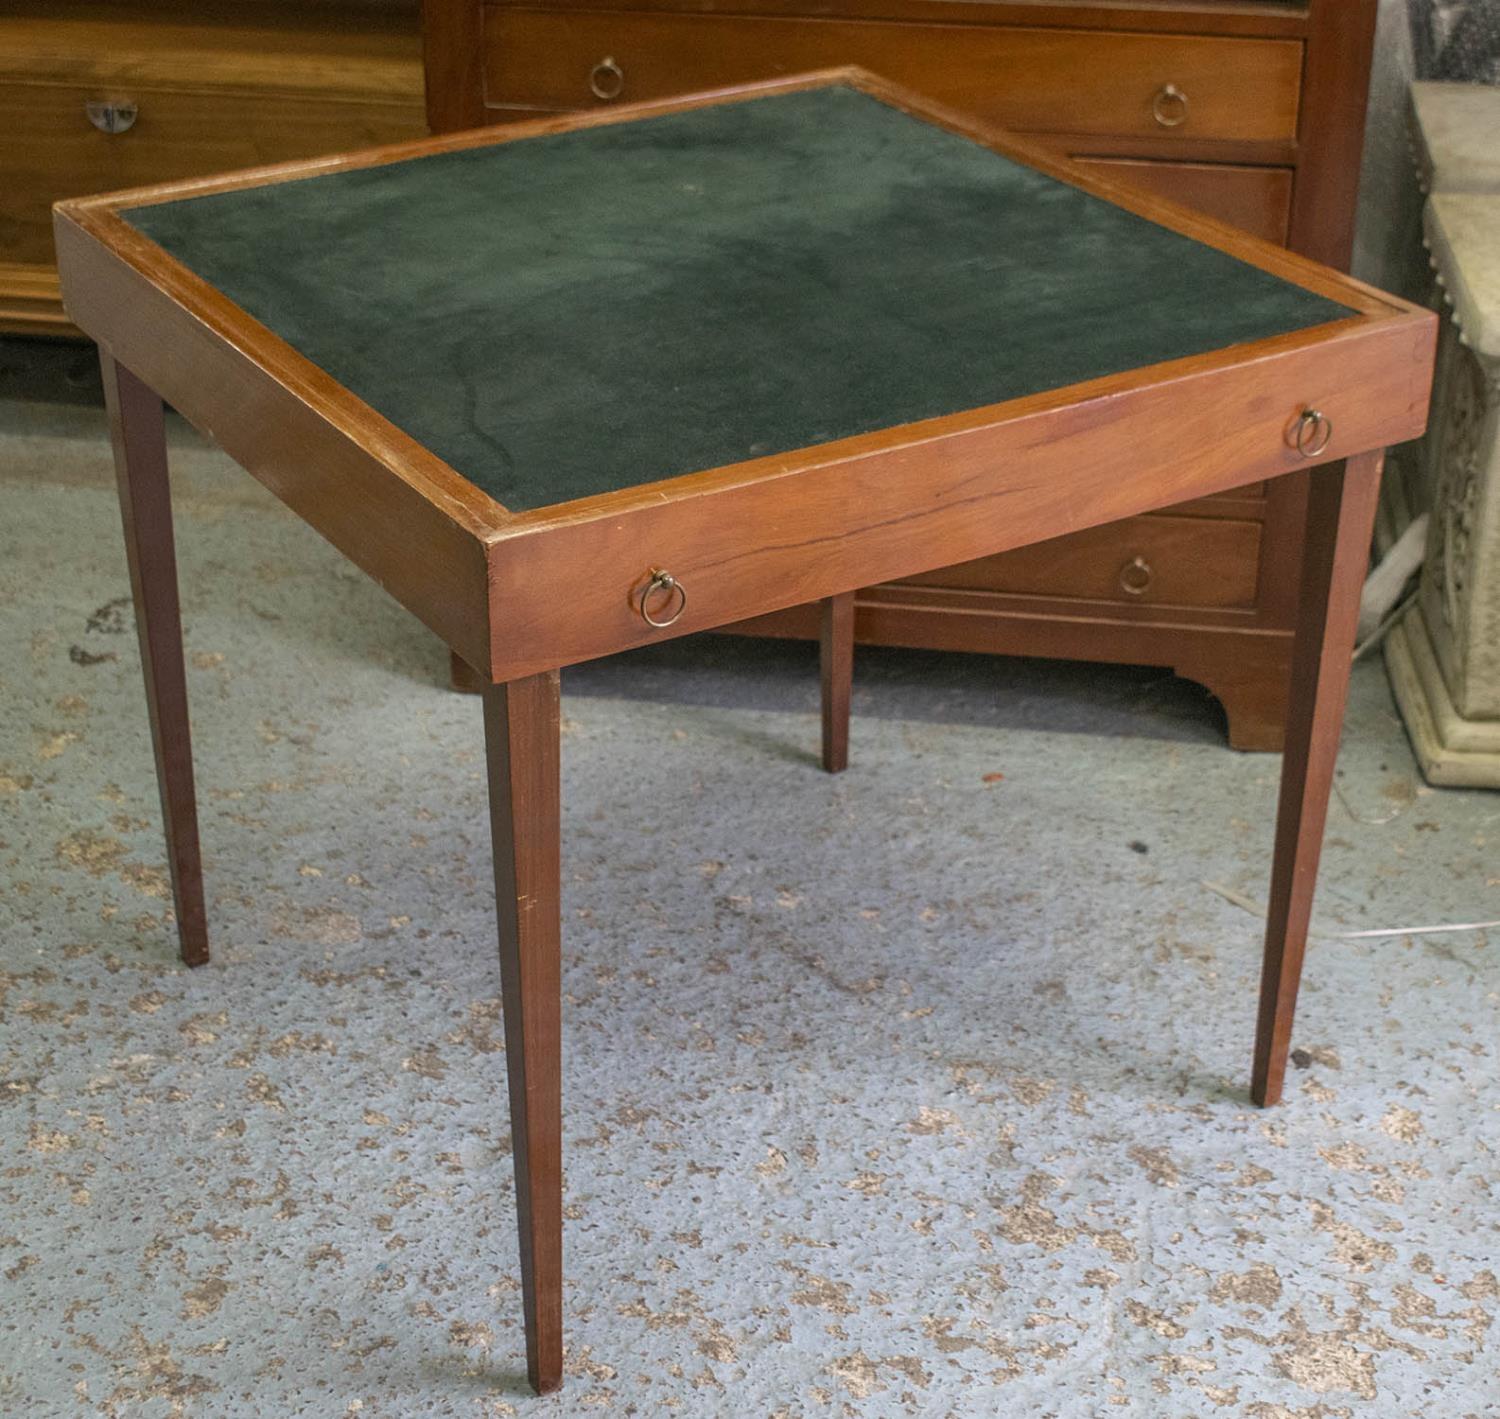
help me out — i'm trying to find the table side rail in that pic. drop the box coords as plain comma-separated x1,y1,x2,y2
483,313,1435,678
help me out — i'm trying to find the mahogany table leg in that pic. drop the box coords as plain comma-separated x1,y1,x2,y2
482,670,564,1393
820,591,854,773
1251,450,1384,1107
102,353,209,968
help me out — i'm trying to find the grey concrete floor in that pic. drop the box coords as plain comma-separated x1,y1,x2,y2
1,337,1498,1417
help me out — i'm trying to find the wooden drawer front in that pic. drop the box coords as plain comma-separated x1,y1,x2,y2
897,515,1262,609
482,10,1303,144
1073,157,1293,244
0,81,425,267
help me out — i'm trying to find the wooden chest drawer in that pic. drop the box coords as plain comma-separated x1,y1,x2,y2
482,9,1303,144
1072,157,1294,244
0,82,425,269
897,514,1263,610
1,5,424,279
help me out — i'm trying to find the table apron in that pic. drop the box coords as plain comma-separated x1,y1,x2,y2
483,317,1432,680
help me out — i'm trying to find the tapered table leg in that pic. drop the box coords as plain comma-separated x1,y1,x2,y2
1252,450,1384,1106
482,670,564,1393
103,353,208,968
820,592,854,774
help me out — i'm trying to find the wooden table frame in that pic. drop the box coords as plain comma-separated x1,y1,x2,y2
56,69,1434,1395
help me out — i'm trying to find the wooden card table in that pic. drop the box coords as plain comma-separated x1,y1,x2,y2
54,70,1434,1394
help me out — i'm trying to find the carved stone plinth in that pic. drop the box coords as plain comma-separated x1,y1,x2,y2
1387,188,1500,786
1410,81,1500,196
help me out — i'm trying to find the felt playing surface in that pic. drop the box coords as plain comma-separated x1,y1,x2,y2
125,85,1351,512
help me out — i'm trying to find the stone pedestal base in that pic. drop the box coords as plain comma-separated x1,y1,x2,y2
1382,174,1500,789
1387,610,1500,787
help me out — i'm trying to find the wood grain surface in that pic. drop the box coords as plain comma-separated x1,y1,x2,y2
481,10,1302,143
1252,450,1386,1106
482,671,564,1394
102,352,209,968
821,592,854,774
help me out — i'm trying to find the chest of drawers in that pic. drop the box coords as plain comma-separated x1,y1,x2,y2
424,0,1380,749
0,2,426,335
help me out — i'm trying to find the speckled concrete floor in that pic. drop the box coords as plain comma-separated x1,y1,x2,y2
2,343,1498,1418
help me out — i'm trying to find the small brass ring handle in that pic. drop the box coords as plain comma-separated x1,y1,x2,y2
1292,408,1334,459
1119,555,1153,597
85,99,138,135
638,568,687,627
589,56,625,101
1151,84,1189,129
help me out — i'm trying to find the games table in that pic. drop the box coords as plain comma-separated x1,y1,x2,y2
54,70,1435,1394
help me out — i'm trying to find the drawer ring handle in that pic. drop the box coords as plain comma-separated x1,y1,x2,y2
1119,555,1153,597
1292,408,1334,459
590,56,625,101
1151,83,1189,129
85,99,138,135
639,568,687,627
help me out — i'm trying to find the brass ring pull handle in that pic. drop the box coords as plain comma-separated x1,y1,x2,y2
638,568,687,627
85,99,138,135
589,56,625,101
1119,555,1153,597
1291,408,1334,459
1151,84,1189,129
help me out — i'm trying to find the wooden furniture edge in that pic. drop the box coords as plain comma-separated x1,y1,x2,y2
0,262,75,336
52,207,496,671
5,62,425,112
492,310,1429,537
51,204,502,534
735,592,1300,643
729,597,1300,751
1288,0,1380,268
482,313,1434,678
471,0,1310,40
423,0,486,131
